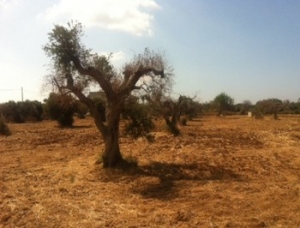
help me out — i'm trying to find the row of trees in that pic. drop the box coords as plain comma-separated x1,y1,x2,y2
1,93,296,126
0,100,43,123
205,92,298,119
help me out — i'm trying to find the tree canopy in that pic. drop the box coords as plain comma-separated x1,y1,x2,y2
213,92,234,115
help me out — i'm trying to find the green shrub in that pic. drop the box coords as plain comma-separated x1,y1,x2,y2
57,113,74,127
44,93,75,127
123,97,155,142
0,114,11,136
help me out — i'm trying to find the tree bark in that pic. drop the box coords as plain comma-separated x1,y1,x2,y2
102,123,123,168
101,101,125,168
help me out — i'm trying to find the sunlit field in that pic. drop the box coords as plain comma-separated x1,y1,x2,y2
1,115,300,227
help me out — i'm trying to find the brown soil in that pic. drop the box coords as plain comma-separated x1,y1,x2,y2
1,115,300,227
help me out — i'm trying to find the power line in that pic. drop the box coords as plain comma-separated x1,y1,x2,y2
0,88,20,91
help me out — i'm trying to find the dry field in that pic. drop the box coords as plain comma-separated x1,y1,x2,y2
1,115,300,227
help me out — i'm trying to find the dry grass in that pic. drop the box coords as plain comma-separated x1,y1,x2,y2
1,115,300,227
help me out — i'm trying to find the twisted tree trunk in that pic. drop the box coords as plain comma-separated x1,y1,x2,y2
102,109,123,167
100,101,125,168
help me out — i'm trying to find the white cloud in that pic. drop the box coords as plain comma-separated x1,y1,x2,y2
110,51,126,62
39,0,160,36
0,0,19,18
0,0,19,10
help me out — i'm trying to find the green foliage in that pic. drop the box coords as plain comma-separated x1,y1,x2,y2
0,114,11,136
0,101,24,123
213,92,234,115
123,96,155,142
57,113,74,127
43,21,88,72
44,93,75,127
177,96,201,121
43,21,116,92
0,100,43,123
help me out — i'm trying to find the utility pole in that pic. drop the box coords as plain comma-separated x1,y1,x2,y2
21,87,23,102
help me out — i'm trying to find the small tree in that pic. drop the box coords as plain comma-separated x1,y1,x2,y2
43,22,173,168
162,98,182,136
256,98,289,119
44,93,75,127
147,95,196,136
213,92,234,116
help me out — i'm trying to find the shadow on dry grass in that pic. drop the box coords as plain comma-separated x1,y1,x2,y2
135,162,242,200
97,162,243,200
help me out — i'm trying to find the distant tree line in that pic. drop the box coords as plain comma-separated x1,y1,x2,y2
1,92,299,127
0,100,43,123
202,92,300,118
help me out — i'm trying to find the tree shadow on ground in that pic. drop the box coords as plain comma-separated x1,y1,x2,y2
134,162,242,200
96,162,243,200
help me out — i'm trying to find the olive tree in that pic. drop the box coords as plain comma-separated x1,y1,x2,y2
145,95,197,136
213,92,234,116
43,22,173,168
256,98,289,119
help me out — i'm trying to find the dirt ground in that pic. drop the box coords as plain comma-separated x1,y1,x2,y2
1,115,300,228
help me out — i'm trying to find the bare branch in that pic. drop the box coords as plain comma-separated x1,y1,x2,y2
63,81,107,135
71,56,116,101
120,66,164,96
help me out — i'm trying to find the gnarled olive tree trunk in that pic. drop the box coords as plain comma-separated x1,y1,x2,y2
101,102,124,168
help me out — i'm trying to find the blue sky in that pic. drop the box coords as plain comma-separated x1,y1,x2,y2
0,0,299,104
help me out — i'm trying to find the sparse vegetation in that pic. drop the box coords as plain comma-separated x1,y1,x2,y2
1,115,300,227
